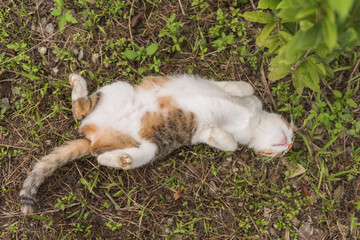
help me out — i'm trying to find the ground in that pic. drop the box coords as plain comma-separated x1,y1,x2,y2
1,0,360,239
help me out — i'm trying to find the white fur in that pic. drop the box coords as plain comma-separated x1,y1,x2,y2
77,74,293,168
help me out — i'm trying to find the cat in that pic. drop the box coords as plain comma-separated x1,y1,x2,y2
20,73,293,215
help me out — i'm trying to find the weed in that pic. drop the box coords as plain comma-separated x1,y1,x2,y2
272,82,304,120
51,0,78,30
55,191,77,211
159,13,185,52
105,221,122,231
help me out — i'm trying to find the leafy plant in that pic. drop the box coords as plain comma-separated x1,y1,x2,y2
158,13,184,52
305,89,359,138
243,0,360,94
51,0,78,30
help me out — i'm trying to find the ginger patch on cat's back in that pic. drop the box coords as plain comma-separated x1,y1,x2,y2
135,76,170,90
140,96,197,159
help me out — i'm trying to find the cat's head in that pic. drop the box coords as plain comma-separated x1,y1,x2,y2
249,112,293,157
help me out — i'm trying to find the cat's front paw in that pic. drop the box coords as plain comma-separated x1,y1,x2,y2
69,74,88,100
97,152,133,170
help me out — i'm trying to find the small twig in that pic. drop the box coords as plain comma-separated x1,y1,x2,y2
128,0,136,41
178,0,185,15
292,48,313,71
249,0,256,10
261,57,278,110
347,56,360,90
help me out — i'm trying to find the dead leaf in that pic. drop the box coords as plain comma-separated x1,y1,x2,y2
131,6,146,28
285,163,306,178
333,184,344,201
298,222,314,240
301,184,313,206
187,162,200,177
173,187,182,200
337,220,350,239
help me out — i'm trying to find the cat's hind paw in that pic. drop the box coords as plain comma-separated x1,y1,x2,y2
97,152,133,170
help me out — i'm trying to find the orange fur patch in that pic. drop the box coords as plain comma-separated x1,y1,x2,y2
80,124,98,138
157,96,175,109
139,111,164,140
90,131,139,155
72,97,90,119
72,92,102,120
135,76,170,90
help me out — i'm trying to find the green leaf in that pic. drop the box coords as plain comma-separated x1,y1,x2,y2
268,57,291,81
346,98,358,108
51,6,62,16
225,35,237,44
329,0,355,22
304,61,320,92
321,6,337,51
332,90,343,99
276,0,291,9
278,30,293,44
146,43,159,56
66,210,79,219
243,11,275,24
30,215,52,222
256,22,276,46
58,17,66,30
123,49,138,60
292,67,306,95
258,0,282,9
6,43,17,49
14,71,40,80
299,20,314,31
295,5,318,19
64,11,78,24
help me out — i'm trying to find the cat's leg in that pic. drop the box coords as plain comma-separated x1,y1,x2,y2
97,142,157,169
214,81,254,97
69,74,102,120
194,127,237,152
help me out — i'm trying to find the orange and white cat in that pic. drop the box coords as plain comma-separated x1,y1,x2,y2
20,74,293,214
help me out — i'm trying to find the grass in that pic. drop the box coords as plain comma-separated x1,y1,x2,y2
0,0,359,239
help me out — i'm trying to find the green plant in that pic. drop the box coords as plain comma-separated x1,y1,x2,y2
105,221,122,231
80,172,99,194
305,90,359,138
159,13,184,52
51,0,78,30
272,81,304,119
243,0,360,94
55,191,77,211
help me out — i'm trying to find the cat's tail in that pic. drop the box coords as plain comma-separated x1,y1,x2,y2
20,139,91,215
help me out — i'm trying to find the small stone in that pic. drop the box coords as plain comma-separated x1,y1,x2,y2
2,98,9,108
263,207,271,218
232,167,239,173
40,17,47,27
52,67,59,74
35,26,41,33
45,23,54,35
92,53,99,63
333,185,344,201
78,49,84,60
298,222,314,240
310,191,318,204
38,46,47,55
72,48,79,55
290,217,301,227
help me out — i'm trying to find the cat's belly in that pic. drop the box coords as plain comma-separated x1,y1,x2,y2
80,90,158,142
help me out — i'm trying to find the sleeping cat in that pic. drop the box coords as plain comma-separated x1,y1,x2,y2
20,74,293,215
